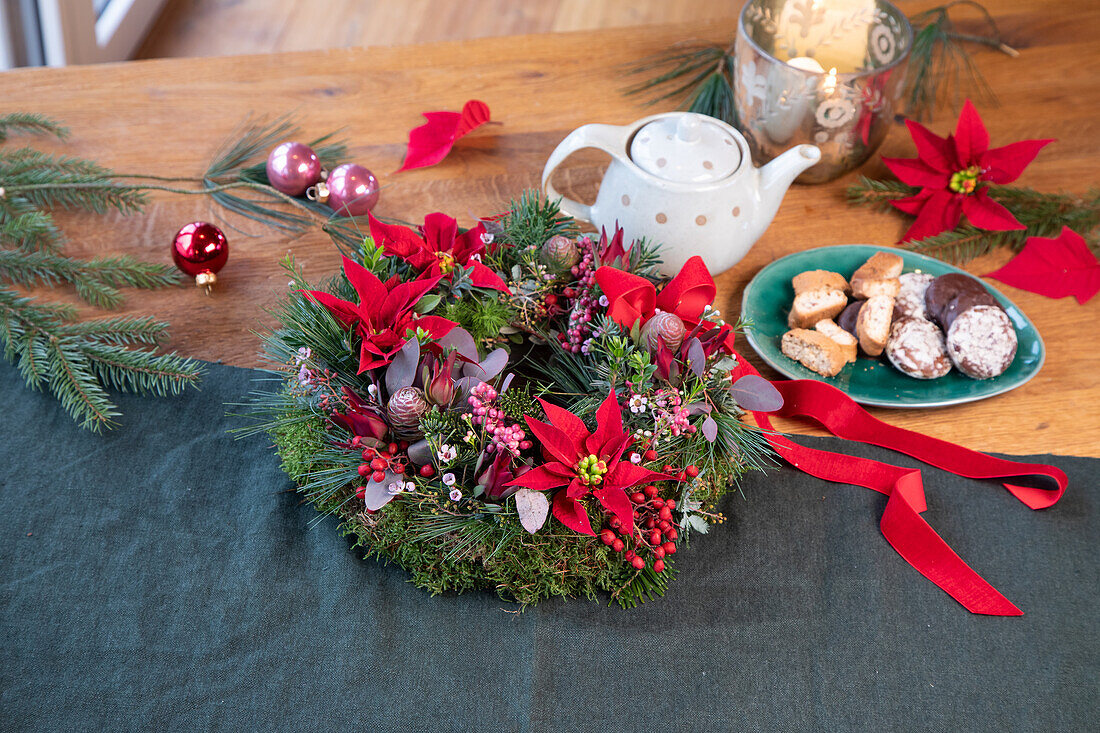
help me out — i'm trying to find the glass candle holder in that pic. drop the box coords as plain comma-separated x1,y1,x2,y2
735,0,912,183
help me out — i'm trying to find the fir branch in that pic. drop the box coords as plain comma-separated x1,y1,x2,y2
0,200,62,253
0,287,203,432
0,113,69,141
621,42,738,126
0,250,179,308
497,189,579,252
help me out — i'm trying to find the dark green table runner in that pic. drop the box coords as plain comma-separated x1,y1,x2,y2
1,362,1096,731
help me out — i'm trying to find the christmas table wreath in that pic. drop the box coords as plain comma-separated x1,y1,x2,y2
246,193,780,607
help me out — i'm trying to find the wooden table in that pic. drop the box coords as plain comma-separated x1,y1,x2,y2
3,0,1098,456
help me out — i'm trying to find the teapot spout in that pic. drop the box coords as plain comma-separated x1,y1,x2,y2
759,144,821,195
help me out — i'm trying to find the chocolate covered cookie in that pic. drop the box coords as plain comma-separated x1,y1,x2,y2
886,317,952,379
837,300,863,337
924,273,988,327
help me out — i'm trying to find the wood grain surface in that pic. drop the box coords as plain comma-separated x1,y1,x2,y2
2,0,1098,455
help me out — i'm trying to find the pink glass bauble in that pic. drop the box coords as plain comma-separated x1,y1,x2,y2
172,221,228,289
326,163,379,217
266,141,322,196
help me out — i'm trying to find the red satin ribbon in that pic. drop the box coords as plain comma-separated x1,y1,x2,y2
731,352,1067,616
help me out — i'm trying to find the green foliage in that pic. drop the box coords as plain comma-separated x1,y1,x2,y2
205,115,348,233
847,176,1100,262
0,113,204,431
622,42,738,126
496,189,579,253
0,112,69,142
439,295,513,345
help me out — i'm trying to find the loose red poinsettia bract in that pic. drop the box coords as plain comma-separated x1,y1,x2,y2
396,99,492,172
985,227,1100,304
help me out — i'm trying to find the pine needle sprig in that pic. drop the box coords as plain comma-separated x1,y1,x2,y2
847,176,1100,262
621,42,738,126
0,202,62,253
203,115,348,232
905,0,1017,121
0,112,69,142
496,189,579,253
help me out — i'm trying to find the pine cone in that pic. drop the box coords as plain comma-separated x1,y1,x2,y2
386,387,429,436
540,235,580,271
640,311,686,354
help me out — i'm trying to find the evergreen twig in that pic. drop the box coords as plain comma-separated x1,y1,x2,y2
847,176,1100,262
0,113,69,142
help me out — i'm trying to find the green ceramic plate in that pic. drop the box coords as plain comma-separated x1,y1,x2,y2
741,245,1045,408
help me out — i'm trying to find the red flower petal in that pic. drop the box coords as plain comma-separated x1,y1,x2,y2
904,119,954,172
586,391,623,457
592,487,635,536
340,256,387,315
552,492,593,535
604,462,670,492
467,262,511,293
985,227,1100,304
396,100,491,172
412,314,458,339
655,255,716,321
890,190,932,216
524,414,581,466
898,189,963,242
980,139,1054,184
538,400,591,450
953,99,990,166
882,156,951,189
961,189,1025,231
299,289,360,327
593,266,656,329
368,215,435,270
503,463,572,492
422,212,459,253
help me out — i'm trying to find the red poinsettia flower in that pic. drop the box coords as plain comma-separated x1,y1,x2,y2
505,391,669,535
594,255,735,352
302,256,457,373
368,212,510,293
883,99,1053,242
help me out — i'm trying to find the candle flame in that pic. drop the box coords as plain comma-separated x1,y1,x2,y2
823,67,838,96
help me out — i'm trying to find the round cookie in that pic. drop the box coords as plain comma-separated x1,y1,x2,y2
837,300,864,337
942,290,1000,331
945,305,1018,379
924,273,988,327
893,272,934,321
885,317,953,379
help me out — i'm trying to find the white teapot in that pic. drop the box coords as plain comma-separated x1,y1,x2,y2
542,112,820,276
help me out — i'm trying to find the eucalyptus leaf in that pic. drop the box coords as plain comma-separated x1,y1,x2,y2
385,338,420,395
362,470,403,511
686,338,705,379
407,439,432,466
438,327,478,362
701,415,718,442
730,374,783,413
515,488,549,534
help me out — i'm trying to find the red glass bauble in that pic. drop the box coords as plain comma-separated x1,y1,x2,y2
266,141,323,196
172,221,228,290
326,163,379,217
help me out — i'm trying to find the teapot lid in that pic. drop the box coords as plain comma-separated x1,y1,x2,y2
629,114,741,183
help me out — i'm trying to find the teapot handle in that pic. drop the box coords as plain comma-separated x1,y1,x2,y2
542,123,629,224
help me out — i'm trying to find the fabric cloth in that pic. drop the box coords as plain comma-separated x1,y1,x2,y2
1,361,1096,732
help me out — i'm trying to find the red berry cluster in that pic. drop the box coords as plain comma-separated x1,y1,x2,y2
354,440,407,484
599,484,679,573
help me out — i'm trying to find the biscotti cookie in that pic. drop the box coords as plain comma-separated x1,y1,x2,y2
781,329,848,377
886,317,952,379
787,287,847,329
893,272,934,321
792,269,849,295
945,305,1018,379
850,251,903,299
814,318,858,364
855,293,894,357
